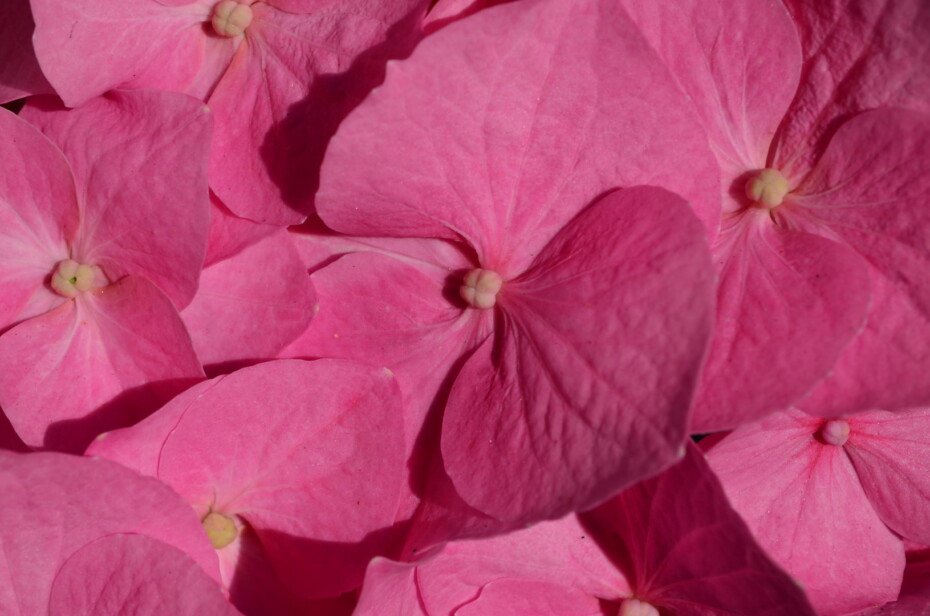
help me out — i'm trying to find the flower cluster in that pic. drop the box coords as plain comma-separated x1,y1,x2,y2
1,0,928,614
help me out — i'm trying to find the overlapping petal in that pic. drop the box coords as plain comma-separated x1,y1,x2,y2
0,0,52,103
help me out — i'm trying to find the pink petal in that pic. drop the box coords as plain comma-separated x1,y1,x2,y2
284,249,488,454
690,212,871,432
859,559,930,615
0,451,220,614
354,558,427,616
0,276,203,452
317,0,720,264
844,408,930,545
621,0,802,187
774,0,930,177
455,580,602,616
442,187,715,523
582,443,816,616
207,0,428,224
30,0,212,107
181,230,315,369
205,194,278,267
92,359,406,599
706,411,904,615
0,108,76,330
0,0,52,103
792,110,930,414
20,91,212,309
49,534,242,616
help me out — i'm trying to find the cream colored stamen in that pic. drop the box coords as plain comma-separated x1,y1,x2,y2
821,419,851,447
460,268,503,309
745,168,790,209
212,1,253,37
50,259,102,298
201,511,238,549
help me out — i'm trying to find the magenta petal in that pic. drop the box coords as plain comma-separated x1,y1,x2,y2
49,534,242,616
622,0,801,183
582,443,816,616
775,0,930,175
20,91,212,309
0,108,76,330
93,359,405,599
442,187,715,523
691,213,871,431
844,409,930,545
30,0,209,107
318,0,720,262
0,0,52,103
456,580,602,616
354,558,427,616
0,452,220,614
182,230,315,367
707,411,904,615
859,559,930,615
0,276,203,451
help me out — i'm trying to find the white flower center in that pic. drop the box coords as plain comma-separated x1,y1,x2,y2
50,259,103,298
821,419,851,447
211,0,253,38
460,268,503,309
745,168,790,209
620,598,660,616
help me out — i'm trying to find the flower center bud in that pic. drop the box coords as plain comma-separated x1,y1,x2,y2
620,598,660,616
460,268,503,309
211,0,253,37
821,419,851,447
745,168,790,209
201,510,238,549
50,259,103,298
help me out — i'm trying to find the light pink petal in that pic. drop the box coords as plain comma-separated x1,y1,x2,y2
207,0,427,224
30,0,212,107
354,558,428,616
205,194,278,267
283,249,488,455
690,212,871,432
706,411,904,615
774,0,930,177
93,359,405,599
583,443,816,616
456,580,602,616
49,534,242,616
0,451,220,614
0,0,52,103
859,560,930,615
0,108,76,330
181,230,315,369
0,276,203,452
21,91,212,308
442,187,715,523
318,0,720,267
621,0,801,191
844,409,930,545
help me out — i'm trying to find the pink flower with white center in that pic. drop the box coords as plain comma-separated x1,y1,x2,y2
0,91,210,451
705,407,930,614
355,445,816,616
290,0,720,530
29,0,431,224
614,0,930,430
87,359,406,611
0,451,241,615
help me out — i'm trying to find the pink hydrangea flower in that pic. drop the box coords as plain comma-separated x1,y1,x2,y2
616,0,930,430
705,407,930,614
0,451,239,614
0,91,211,451
355,444,816,616
289,0,719,531
87,359,406,610
30,0,431,224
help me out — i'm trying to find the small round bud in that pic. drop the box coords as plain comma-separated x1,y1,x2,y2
50,259,104,297
745,168,790,209
202,511,238,549
212,1,253,37
821,419,851,447
460,268,503,309
619,598,660,616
